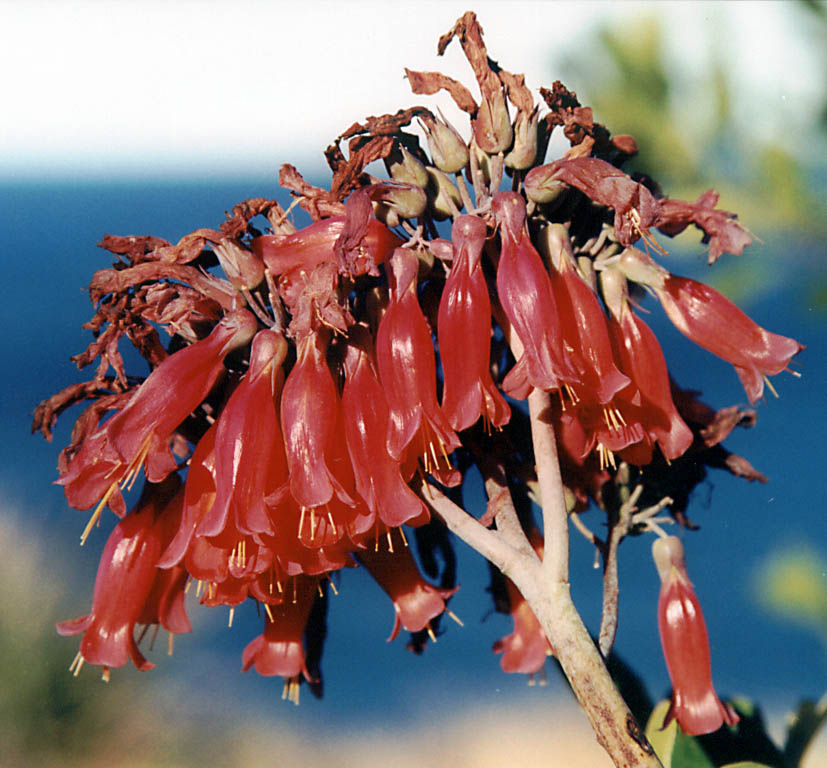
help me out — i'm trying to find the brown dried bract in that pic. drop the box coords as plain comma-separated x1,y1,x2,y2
279,164,344,220
88,262,236,311
540,82,637,160
339,107,435,141
405,69,477,115
656,190,753,264
326,134,395,202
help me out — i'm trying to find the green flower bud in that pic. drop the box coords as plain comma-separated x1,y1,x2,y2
504,107,539,170
420,114,469,174
598,265,629,320
386,145,429,188
373,183,428,227
426,167,462,221
524,164,567,205
474,88,512,155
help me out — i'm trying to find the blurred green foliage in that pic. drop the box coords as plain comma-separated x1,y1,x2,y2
559,2,827,308
754,546,827,644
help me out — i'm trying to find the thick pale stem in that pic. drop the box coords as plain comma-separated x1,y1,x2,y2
527,389,570,583
524,389,661,767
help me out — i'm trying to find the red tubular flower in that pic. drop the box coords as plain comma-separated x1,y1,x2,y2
653,536,739,736
242,576,319,703
493,530,553,674
376,247,461,484
342,326,428,528
357,528,458,643
654,275,803,403
280,328,355,511
546,239,629,406
607,303,693,462
56,476,181,675
58,309,258,527
208,330,289,538
491,191,579,399
438,215,510,431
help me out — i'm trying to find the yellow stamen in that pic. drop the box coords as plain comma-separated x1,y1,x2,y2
298,506,306,537
446,610,464,627
426,624,437,643
228,607,235,628
327,576,339,596
101,666,111,683
386,529,394,553
398,527,409,547
264,603,275,622
69,651,84,675
763,374,779,398
168,632,174,656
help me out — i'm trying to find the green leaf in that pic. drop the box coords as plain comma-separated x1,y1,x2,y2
644,700,716,768
783,697,827,768
671,729,715,768
646,700,678,767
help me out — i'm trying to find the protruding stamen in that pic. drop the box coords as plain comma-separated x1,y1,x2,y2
446,610,464,627
327,576,339,595
69,651,84,675
101,666,111,683
263,603,275,622
228,607,235,628
398,527,409,547
426,624,437,643
763,374,779,398
168,632,174,656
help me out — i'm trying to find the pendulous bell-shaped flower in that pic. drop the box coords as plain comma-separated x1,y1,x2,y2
56,476,182,676
208,330,289,538
491,191,579,399
241,576,320,704
58,309,258,532
653,535,739,736
342,326,428,528
357,527,458,643
438,215,510,432
376,247,461,484
654,275,803,403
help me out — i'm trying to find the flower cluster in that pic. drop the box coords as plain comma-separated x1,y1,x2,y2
35,11,800,718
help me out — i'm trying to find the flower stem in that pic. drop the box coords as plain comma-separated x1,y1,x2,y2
522,388,662,768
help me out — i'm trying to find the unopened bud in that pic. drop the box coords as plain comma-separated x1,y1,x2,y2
373,183,428,227
504,107,539,170
213,239,266,291
616,247,668,289
652,536,687,583
537,223,572,272
386,145,429,188
426,167,462,221
598,266,629,320
474,88,513,155
420,114,469,174
524,164,567,205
